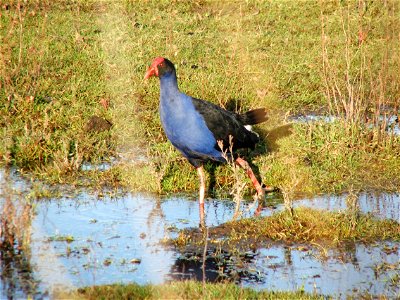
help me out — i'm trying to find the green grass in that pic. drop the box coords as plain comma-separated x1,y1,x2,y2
1,0,400,196
66,281,321,300
174,207,400,250
0,1,115,182
261,120,400,196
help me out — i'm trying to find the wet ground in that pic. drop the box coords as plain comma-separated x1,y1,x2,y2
0,168,399,299
289,113,400,135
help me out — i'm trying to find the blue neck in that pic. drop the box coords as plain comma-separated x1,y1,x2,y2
160,72,179,99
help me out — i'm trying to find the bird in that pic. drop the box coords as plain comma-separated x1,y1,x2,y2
144,57,269,225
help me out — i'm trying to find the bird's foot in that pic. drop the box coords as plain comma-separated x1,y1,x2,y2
253,185,266,200
253,185,277,217
254,193,264,217
199,219,206,229
261,183,277,193
253,187,267,217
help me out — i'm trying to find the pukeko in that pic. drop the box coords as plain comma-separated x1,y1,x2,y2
145,57,269,225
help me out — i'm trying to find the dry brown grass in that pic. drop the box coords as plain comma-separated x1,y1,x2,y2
0,171,32,252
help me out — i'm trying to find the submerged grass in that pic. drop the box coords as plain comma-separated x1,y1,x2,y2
1,0,400,195
174,207,400,249
67,281,321,300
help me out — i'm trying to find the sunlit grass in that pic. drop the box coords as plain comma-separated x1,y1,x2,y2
65,281,321,300
174,207,400,249
1,0,400,195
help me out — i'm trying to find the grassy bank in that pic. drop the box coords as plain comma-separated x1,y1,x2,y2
1,0,400,195
65,281,321,300
173,207,400,251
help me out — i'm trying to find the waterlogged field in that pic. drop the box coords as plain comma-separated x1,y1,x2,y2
0,169,399,299
1,1,400,299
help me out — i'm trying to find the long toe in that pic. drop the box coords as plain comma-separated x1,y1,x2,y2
262,183,276,193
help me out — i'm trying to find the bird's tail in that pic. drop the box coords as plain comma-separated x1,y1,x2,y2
239,108,268,125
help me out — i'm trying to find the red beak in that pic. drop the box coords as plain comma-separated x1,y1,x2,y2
144,66,158,79
144,57,165,79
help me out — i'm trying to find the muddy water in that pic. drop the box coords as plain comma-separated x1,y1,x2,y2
0,169,399,299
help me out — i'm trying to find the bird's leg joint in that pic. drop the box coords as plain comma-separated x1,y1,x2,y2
235,157,250,171
235,157,265,198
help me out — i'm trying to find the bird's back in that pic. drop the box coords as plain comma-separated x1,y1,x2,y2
191,98,261,151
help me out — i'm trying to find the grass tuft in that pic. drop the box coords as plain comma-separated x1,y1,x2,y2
173,207,400,250
66,281,321,300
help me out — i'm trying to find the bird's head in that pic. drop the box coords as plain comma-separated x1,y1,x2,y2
144,57,175,79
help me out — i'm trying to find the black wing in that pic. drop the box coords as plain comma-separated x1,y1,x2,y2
191,98,259,151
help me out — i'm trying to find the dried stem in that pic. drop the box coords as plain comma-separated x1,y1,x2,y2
218,136,246,220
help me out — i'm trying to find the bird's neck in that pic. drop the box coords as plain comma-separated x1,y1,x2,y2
160,72,179,98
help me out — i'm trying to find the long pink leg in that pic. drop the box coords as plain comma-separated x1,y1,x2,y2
197,166,206,226
235,157,264,196
235,157,266,215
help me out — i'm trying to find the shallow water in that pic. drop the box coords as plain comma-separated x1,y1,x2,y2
295,192,400,221
290,113,400,135
0,169,399,299
244,242,399,297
